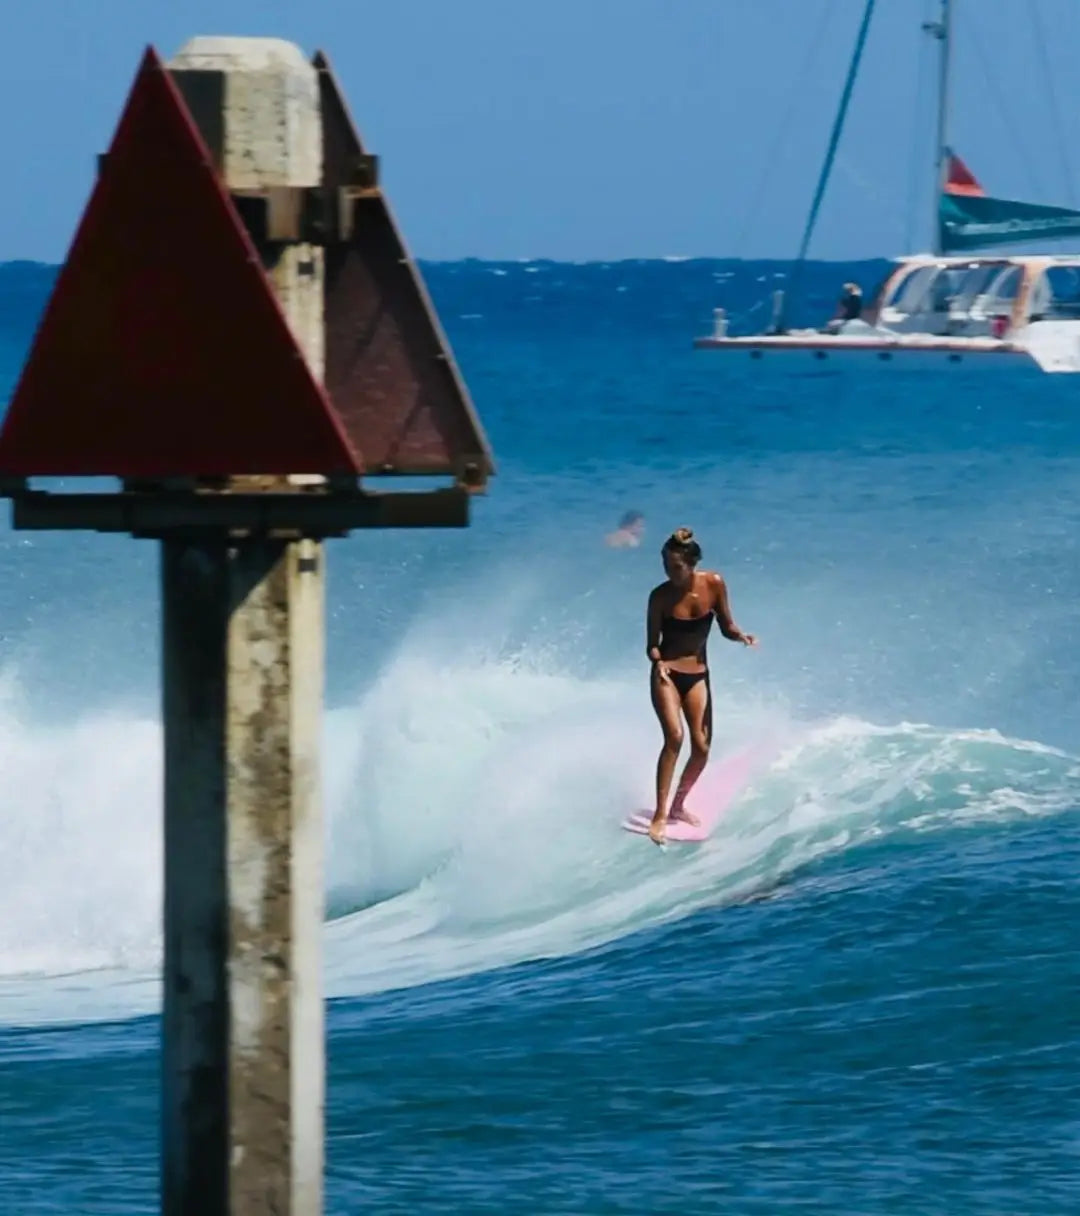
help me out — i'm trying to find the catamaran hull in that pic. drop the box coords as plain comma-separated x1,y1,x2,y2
692,336,1077,373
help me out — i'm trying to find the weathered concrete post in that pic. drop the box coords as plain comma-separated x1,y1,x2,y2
162,536,325,1213
0,34,493,1216
160,40,327,1213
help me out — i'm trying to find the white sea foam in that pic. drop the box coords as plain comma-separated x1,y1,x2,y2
0,648,1074,1029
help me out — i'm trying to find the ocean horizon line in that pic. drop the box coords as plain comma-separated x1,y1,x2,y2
0,253,901,277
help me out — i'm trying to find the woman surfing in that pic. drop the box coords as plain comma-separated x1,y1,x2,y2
646,528,757,845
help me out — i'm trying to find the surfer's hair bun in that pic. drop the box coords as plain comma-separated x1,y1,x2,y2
662,527,702,565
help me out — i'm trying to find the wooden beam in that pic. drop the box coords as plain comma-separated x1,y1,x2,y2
7,487,469,535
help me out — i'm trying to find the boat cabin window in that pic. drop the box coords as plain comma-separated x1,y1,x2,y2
884,263,987,315
882,262,1030,318
1029,266,1080,320
885,265,941,314
952,262,1008,311
966,264,1023,317
927,266,974,311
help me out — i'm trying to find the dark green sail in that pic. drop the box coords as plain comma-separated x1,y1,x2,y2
939,191,1080,253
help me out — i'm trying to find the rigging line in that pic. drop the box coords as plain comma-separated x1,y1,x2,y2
1030,0,1076,205
778,0,876,331
793,0,877,267
966,11,1046,200
731,0,836,255
835,152,907,233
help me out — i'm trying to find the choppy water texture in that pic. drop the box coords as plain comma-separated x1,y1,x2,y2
1,257,1079,1213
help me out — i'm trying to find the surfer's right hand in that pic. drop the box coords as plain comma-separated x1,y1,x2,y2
654,661,671,685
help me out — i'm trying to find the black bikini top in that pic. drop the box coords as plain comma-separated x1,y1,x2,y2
659,611,714,662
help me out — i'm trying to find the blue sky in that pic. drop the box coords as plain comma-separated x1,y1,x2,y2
2,0,1078,263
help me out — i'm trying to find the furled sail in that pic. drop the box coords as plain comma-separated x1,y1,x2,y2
939,150,1080,253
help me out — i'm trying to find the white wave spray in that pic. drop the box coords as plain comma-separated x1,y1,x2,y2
0,643,1076,1029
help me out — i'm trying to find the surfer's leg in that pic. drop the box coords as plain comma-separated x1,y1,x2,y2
669,672,712,825
649,669,684,843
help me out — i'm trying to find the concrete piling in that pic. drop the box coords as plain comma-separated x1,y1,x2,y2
162,538,324,1213
161,39,328,1215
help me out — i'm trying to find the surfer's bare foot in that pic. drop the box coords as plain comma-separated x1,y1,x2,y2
669,805,700,826
647,815,667,845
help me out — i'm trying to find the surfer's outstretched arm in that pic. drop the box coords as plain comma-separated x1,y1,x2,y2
711,573,757,646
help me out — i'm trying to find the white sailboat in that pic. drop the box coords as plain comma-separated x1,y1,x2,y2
694,0,1080,373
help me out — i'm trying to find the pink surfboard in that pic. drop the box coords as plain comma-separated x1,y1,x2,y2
621,742,772,845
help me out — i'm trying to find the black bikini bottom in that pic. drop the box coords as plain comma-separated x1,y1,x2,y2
667,668,712,744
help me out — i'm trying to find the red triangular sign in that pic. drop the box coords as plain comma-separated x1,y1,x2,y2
313,51,494,483
0,47,360,478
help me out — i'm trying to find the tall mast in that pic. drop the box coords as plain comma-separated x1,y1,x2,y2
925,0,952,254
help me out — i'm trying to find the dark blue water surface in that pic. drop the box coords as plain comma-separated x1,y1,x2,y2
1,257,1078,1213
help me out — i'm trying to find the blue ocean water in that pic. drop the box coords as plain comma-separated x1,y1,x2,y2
1,256,1079,1213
